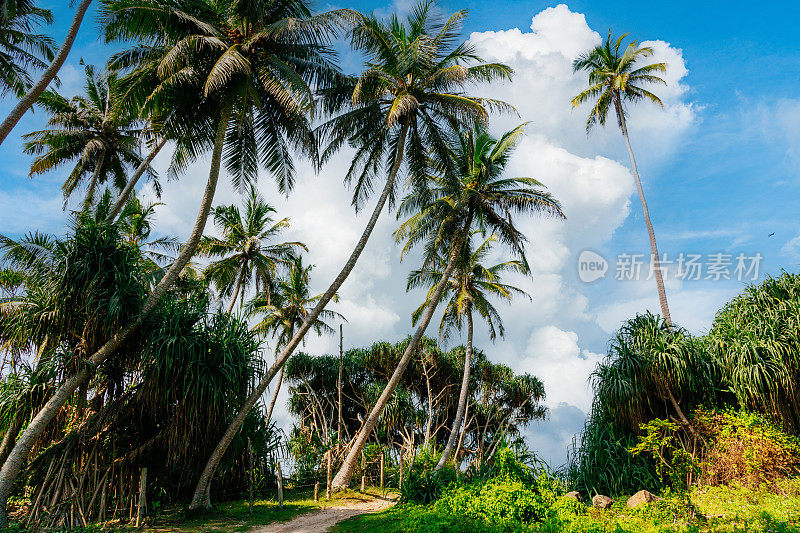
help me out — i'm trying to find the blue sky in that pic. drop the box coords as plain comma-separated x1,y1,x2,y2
2,1,800,466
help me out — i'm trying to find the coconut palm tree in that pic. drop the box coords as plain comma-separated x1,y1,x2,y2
23,64,156,208
198,188,306,314
332,123,564,489
0,0,344,521
248,256,343,428
411,234,530,470
572,31,672,324
0,0,93,147
192,0,513,506
0,0,54,98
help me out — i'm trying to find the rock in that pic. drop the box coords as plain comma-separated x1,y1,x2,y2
592,494,613,509
564,491,582,502
626,490,661,508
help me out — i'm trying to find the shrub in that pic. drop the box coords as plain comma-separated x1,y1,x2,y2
696,409,800,487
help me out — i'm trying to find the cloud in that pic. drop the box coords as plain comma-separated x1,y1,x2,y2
0,4,701,468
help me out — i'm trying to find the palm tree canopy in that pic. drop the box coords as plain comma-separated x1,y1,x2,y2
317,0,514,210
102,0,355,192
571,31,667,131
408,233,529,342
0,0,55,97
197,187,306,304
247,256,343,350
396,123,565,269
22,64,156,203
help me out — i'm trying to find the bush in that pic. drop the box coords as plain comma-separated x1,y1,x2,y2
696,409,800,487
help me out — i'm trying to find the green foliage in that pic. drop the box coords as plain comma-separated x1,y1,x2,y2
696,409,800,486
708,271,800,434
567,406,661,496
628,419,700,493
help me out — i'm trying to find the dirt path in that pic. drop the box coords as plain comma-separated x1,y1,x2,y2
251,494,396,533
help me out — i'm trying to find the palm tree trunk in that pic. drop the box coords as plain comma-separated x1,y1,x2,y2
435,309,473,470
227,265,247,314
332,209,474,490
616,104,672,325
107,136,168,221
265,367,284,427
0,415,23,469
0,108,230,527
188,121,412,510
0,0,93,147
422,356,433,449
454,401,470,464
82,148,106,209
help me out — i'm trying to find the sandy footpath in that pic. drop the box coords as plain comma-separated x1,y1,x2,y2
251,494,396,533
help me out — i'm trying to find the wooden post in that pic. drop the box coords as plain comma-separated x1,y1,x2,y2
248,438,254,515
135,467,147,528
314,481,319,502
276,461,284,508
399,457,403,491
326,452,332,500
360,474,365,492
380,452,385,491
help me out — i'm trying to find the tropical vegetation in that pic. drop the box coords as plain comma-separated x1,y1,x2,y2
0,2,798,532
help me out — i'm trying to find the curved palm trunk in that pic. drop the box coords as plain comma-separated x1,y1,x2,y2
0,415,23,468
82,148,106,209
332,210,473,490
264,367,284,427
0,108,230,527
188,121,411,510
0,0,93,147
435,309,473,471
107,137,168,221
227,264,247,314
616,105,672,325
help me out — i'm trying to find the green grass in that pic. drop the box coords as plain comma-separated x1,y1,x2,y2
9,487,396,532
333,482,800,533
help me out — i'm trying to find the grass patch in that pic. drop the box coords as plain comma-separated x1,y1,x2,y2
332,482,800,533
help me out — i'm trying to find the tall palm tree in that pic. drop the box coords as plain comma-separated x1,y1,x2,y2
572,31,671,324
0,0,54,98
248,256,343,428
198,188,306,313
0,0,343,521
192,0,513,507
332,123,564,489
23,64,156,208
411,234,530,470
0,0,93,147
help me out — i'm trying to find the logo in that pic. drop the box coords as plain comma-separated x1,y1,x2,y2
578,250,608,283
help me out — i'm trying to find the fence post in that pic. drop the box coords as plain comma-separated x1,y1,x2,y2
314,481,319,502
380,452,385,491
248,438,254,515
135,467,147,528
398,457,403,491
276,461,284,508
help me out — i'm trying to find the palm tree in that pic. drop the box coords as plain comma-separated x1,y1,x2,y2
198,188,306,314
414,234,530,470
192,0,513,506
23,64,156,208
0,0,342,521
572,31,672,324
0,0,93,147
0,0,55,98
332,123,564,489
248,256,343,428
